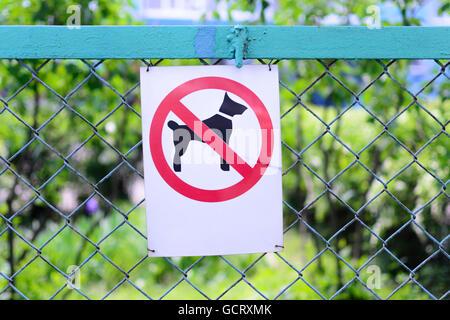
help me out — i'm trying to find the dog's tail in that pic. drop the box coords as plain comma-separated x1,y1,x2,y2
167,120,179,130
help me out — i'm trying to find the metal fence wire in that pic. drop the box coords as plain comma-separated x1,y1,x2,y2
0,57,448,300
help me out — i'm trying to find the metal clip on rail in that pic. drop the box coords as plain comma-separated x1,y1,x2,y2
227,25,249,68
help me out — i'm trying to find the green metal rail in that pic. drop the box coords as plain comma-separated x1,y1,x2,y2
0,26,449,65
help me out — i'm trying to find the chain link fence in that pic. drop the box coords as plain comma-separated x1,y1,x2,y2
0,56,448,300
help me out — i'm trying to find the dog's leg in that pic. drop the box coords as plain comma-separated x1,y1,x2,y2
220,160,230,171
220,129,231,171
174,139,191,172
173,143,182,172
172,128,190,172
173,159,181,172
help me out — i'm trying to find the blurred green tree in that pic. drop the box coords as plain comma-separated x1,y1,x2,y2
0,0,448,300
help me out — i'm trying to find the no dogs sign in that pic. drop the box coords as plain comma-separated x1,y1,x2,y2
140,65,282,257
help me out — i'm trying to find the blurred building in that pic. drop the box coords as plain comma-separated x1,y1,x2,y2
135,0,276,25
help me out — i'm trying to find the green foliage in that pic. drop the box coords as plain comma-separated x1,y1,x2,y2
3,204,433,300
0,0,448,300
0,0,138,25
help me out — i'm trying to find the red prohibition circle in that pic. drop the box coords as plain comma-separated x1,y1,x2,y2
149,76,274,202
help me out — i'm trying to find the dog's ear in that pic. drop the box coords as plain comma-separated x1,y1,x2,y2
224,92,232,103
220,92,247,116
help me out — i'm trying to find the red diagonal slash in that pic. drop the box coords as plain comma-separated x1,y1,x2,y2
171,101,253,178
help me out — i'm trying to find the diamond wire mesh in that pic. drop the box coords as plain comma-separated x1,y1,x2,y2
0,57,448,300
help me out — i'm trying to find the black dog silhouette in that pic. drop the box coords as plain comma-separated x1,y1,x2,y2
167,92,247,172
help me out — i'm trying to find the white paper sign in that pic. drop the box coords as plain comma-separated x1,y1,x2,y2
140,65,283,257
